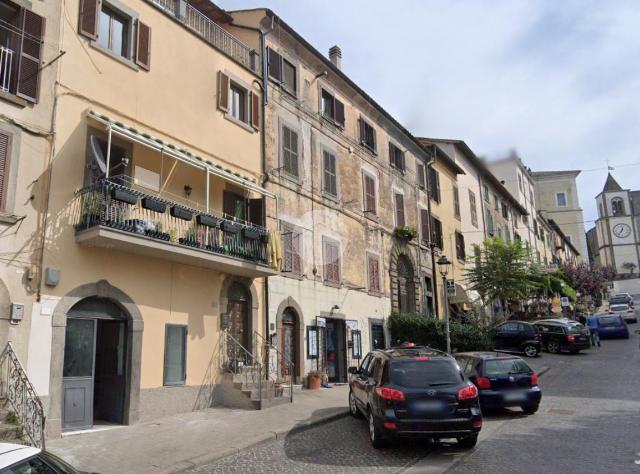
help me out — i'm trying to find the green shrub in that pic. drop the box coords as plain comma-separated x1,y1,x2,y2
388,312,494,352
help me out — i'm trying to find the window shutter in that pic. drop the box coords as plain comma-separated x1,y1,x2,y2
395,194,405,227
218,71,229,112
283,231,293,272
368,256,379,292
135,20,151,71
364,175,376,214
0,132,11,211
334,99,345,126
358,117,364,145
248,198,264,226
251,91,261,130
267,47,282,82
434,169,441,202
16,9,45,103
79,0,101,40
389,142,394,166
420,209,429,244
416,163,425,189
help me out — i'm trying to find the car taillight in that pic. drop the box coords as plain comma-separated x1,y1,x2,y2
567,335,575,343
375,386,405,401
473,419,483,428
531,373,539,386
458,383,478,400
476,376,492,390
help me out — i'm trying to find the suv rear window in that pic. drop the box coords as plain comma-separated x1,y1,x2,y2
610,304,629,312
565,324,586,334
484,358,531,376
598,316,622,326
389,359,463,389
609,297,629,305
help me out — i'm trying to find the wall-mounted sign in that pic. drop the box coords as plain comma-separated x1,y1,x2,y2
446,279,456,296
346,320,358,331
316,316,326,328
307,326,319,358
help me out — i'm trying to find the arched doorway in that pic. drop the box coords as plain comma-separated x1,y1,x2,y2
280,308,298,378
397,254,416,313
62,297,129,431
226,282,250,350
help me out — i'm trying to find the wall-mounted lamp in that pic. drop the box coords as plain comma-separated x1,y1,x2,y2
184,184,192,197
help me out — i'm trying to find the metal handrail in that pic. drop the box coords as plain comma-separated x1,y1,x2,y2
0,343,46,448
253,331,294,403
220,330,262,405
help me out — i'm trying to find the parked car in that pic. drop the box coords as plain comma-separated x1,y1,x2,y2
609,303,637,324
454,353,541,414
533,319,591,354
0,443,80,473
348,346,482,449
596,314,629,339
611,294,634,307
493,321,541,357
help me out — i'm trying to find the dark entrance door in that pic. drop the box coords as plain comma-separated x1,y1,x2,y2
325,319,346,383
226,282,250,349
397,255,416,314
94,320,126,424
281,309,297,378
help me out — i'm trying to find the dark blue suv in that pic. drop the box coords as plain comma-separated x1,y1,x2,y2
348,346,482,449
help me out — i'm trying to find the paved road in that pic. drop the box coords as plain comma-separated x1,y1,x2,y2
190,325,640,474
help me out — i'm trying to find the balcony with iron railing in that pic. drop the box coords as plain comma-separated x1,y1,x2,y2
73,179,278,277
148,0,260,74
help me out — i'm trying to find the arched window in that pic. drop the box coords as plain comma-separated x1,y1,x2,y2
396,255,416,314
611,198,625,216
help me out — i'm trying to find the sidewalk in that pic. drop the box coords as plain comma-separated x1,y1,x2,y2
47,385,349,474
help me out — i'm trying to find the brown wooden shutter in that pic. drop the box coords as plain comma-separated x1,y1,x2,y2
358,117,365,144
218,71,229,112
435,170,441,202
251,91,261,131
0,132,11,211
248,198,264,227
395,194,405,227
420,209,429,244
267,48,282,81
368,256,379,292
417,163,425,189
135,20,151,71
16,9,45,103
79,0,101,40
334,99,345,127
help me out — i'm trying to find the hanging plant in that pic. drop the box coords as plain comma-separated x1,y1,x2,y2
394,225,418,241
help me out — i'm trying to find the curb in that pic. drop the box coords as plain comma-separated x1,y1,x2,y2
170,409,349,473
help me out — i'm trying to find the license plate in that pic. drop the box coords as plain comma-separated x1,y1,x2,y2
412,400,445,412
504,392,526,402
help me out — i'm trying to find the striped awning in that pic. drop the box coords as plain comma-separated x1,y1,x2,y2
87,110,275,199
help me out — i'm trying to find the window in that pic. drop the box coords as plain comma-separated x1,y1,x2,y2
493,193,499,211
218,72,260,130
420,209,429,245
416,162,426,189
389,142,405,171
323,237,341,283
370,322,385,350
394,193,405,226
322,150,338,197
164,325,187,385
98,6,128,57
533,219,538,235
321,89,345,127
423,276,434,317
281,223,302,274
2,456,56,473
223,191,246,221
229,83,247,123
367,253,381,293
483,184,489,202
566,235,572,243
455,231,466,261
518,173,523,191
469,190,478,228
611,197,624,216
599,203,604,217
363,172,377,215
281,125,299,178
529,189,534,205
486,210,494,235
453,186,461,219
428,167,441,202
0,131,11,211
496,226,502,240
505,227,511,242
0,1,44,102
359,117,377,152
430,216,443,249
502,202,509,219
267,48,297,95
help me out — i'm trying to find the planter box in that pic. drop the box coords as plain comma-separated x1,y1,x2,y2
178,238,201,248
196,214,220,228
170,206,193,221
145,229,170,241
141,197,166,213
221,221,241,235
242,227,261,240
111,187,138,205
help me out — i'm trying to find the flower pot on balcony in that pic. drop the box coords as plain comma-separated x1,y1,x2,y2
393,225,418,242
77,213,102,230
242,227,261,240
170,206,193,221
221,221,241,235
141,196,166,213
196,214,220,228
111,187,138,205
178,237,201,248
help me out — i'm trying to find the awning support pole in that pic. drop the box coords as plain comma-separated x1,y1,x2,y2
205,169,210,213
105,124,112,178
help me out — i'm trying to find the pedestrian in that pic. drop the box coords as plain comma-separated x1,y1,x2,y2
577,311,586,326
586,313,601,347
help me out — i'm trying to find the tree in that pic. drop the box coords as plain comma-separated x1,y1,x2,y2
464,238,540,320
622,262,637,275
559,262,617,299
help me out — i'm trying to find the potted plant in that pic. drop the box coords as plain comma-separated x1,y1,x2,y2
170,205,193,221
394,225,418,241
307,370,323,390
77,191,104,229
168,227,178,242
179,227,201,248
111,186,138,205
141,196,166,213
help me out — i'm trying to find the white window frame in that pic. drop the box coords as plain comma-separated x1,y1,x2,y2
556,192,567,208
91,0,139,69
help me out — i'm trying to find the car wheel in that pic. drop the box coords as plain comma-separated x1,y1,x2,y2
349,389,362,418
457,434,478,449
368,410,386,449
547,340,561,354
523,344,538,357
522,405,539,415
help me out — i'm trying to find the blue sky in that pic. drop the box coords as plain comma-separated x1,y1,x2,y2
220,0,640,228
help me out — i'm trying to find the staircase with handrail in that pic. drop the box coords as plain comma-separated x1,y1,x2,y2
253,331,294,404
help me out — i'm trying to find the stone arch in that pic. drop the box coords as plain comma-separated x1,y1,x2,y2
275,297,305,383
219,276,259,352
48,280,143,438
389,242,421,314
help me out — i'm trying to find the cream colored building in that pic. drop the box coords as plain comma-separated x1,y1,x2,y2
31,0,282,438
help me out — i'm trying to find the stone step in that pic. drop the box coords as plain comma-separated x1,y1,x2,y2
252,396,292,410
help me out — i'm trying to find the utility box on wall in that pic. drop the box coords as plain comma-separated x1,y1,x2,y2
10,303,24,322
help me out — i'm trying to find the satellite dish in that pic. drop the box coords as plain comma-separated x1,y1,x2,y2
89,135,107,175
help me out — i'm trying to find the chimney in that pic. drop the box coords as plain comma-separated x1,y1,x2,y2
329,45,342,70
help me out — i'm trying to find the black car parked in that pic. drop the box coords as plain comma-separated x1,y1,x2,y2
533,319,591,353
493,321,541,357
454,353,542,414
348,346,482,449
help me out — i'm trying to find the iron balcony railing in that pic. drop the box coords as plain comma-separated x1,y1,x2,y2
149,0,260,74
0,343,46,449
0,45,13,93
73,179,269,265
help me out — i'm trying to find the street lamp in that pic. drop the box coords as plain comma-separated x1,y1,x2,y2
437,255,452,354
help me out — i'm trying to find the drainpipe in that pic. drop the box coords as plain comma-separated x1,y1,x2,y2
427,145,438,317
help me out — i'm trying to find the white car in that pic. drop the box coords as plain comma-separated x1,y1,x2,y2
613,293,635,306
609,303,637,324
0,443,80,473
